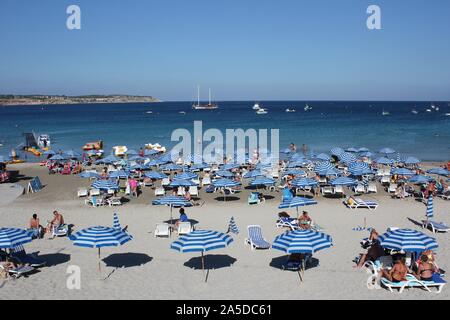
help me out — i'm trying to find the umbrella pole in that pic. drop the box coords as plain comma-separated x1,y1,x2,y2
201,251,206,282
98,247,101,272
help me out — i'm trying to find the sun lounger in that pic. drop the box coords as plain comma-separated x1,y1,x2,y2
177,222,193,235
107,197,122,206
89,188,100,196
202,176,211,186
387,183,397,193
245,225,271,250
248,192,260,205
276,217,299,231
422,220,450,233
154,223,171,237
344,197,378,210
188,186,199,196
380,273,446,293
155,187,165,196
177,187,185,197
365,255,394,275
367,182,377,193
354,184,366,194
0,264,35,278
161,178,170,187
438,193,450,200
333,185,345,197
77,188,88,197
10,245,46,267
85,196,105,207
52,224,69,237
321,186,333,196
318,176,327,184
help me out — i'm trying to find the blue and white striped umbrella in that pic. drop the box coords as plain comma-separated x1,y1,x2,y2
113,212,121,230
391,168,415,176
345,147,359,153
291,178,318,187
250,176,276,187
338,152,357,164
109,170,130,179
174,172,198,180
144,149,160,156
314,161,334,175
42,150,56,156
357,147,370,153
379,147,396,155
161,163,183,171
314,153,331,161
170,179,197,187
128,155,146,162
360,151,375,158
272,229,333,254
152,195,192,207
427,168,450,176
221,163,240,171
330,147,345,156
403,156,421,165
49,154,69,161
91,179,119,190
408,175,433,184
0,227,33,249
227,217,239,234
282,169,306,177
348,162,372,176
147,158,167,166
378,229,438,253
215,170,234,178
171,230,234,282
287,160,307,168
102,155,120,164
278,197,317,210
190,163,210,171
426,195,434,219
78,171,100,179
69,226,132,248
65,150,81,158
212,178,241,188
376,157,395,165
243,170,263,179
329,176,357,186
125,149,138,155
144,171,167,179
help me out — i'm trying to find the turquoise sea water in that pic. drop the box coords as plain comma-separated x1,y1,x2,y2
0,101,449,161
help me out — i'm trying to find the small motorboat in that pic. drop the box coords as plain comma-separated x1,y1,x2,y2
252,103,261,110
146,111,153,114
304,104,312,111
256,108,268,115
382,110,390,116
179,111,186,114
411,109,418,114
285,108,296,113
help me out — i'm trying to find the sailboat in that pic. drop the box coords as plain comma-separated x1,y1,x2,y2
382,109,390,116
192,86,218,110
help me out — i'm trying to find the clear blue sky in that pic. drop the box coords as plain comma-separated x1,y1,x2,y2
1,0,449,101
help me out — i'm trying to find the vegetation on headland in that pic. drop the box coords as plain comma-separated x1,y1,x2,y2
0,94,160,106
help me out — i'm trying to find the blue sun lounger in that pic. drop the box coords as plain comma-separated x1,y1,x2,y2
380,273,446,293
245,225,271,250
10,245,46,267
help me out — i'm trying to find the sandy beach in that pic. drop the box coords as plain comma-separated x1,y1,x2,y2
0,162,448,300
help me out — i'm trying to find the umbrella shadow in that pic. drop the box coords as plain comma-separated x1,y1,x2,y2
214,196,240,202
407,217,424,228
184,254,236,270
35,253,71,267
269,255,320,271
163,218,199,226
102,252,153,268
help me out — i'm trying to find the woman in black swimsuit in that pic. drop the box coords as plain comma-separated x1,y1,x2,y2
415,254,438,281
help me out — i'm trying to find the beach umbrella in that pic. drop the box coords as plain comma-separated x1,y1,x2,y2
396,153,401,163
379,147,396,155
243,170,263,179
69,226,132,271
65,150,81,158
391,168,415,176
426,194,434,219
113,213,121,230
227,217,239,234
125,149,138,155
360,151,374,158
291,178,318,188
161,163,183,171
348,162,372,176
144,171,167,180
128,155,146,162
249,176,276,190
329,176,357,186
272,229,333,281
357,147,370,153
338,152,357,164
174,172,197,181
345,147,359,153
378,228,438,254
144,149,160,156
215,170,234,178
403,156,420,165
152,195,192,221
78,171,100,179
0,227,33,249
91,179,119,190
170,179,197,187
287,160,307,168
376,157,395,165
427,168,450,176
190,163,210,171
314,153,331,161
408,175,433,184
314,161,334,176
221,163,240,171
278,197,317,218
330,147,345,156
282,169,306,177
49,154,68,161
109,170,129,179
212,178,241,202
170,230,234,282
42,150,56,156
0,155,7,163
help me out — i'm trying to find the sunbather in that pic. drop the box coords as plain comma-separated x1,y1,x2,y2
298,211,312,230
379,257,408,283
29,213,44,239
174,208,189,229
46,210,64,239
414,254,439,281
354,229,384,269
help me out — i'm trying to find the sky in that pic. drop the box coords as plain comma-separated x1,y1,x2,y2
0,0,450,101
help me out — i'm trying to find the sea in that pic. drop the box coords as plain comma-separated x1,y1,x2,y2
1,101,449,162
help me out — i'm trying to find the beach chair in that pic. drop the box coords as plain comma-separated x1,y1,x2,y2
367,182,377,193
0,264,35,278
276,217,299,231
380,176,390,185
422,220,450,233
188,186,199,196
161,178,170,187
52,224,69,237
192,178,201,186
387,183,397,193
318,176,327,184
321,186,334,196
177,187,185,197
107,197,122,206
177,222,193,235
248,192,260,205
282,253,313,272
354,184,366,194
333,185,345,198
344,197,378,210
380,273,446,293
438,193,450,200
204,185,215,193
155,187,165,196
107,189,116,195
10,245,46,267
143,178,153,187
89,188,100,196
364,255,393,276
202,176,211,186
77,187,88,197
245,225,271,250
154,223,171,238
85,196,105,207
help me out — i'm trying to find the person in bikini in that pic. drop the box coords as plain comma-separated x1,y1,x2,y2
298,211,312,230
415,254,438,281
379,257,408,282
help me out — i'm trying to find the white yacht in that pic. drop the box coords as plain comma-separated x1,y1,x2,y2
37,134,51,149
256,108,268,115
252,103,261,110
285,108,296,113
382,110,390,116
411,109,418,114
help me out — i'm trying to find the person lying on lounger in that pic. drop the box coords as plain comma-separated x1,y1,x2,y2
379,257,408,283
354,229,384,269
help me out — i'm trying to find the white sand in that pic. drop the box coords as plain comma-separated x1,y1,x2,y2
0,163,449,299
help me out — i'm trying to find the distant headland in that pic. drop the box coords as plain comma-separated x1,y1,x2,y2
0,94,160,106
